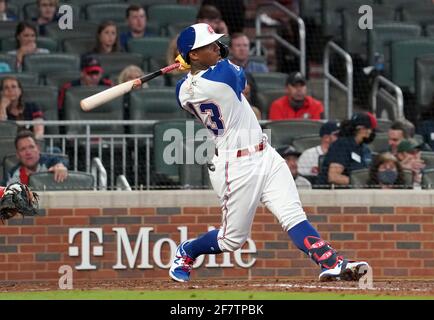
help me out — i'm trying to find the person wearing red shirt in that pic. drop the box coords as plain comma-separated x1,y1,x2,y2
268,72,324,120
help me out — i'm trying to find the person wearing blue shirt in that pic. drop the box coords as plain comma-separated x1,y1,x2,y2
317,112,377,188
119,4,153,51
229,33,269,73
0,0,17,21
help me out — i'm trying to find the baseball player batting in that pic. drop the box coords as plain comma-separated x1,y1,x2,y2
169,23,370,282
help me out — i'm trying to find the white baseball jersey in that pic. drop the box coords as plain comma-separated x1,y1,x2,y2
176,59,263,150
176,59,306,252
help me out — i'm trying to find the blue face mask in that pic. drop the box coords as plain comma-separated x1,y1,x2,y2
377,169,398,185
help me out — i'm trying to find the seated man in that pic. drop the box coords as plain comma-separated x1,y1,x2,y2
229,33,268,73
120,4,153,51
298,121,339,177
58,55,113,116
268,72,324,120
278,145,312,189
4,130,68,185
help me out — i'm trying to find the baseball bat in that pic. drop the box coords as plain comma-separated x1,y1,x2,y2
80,62,181,111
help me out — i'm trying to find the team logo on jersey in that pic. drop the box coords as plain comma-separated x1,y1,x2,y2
207,25,215,34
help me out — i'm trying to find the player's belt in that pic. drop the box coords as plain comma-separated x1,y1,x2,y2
215,141,266,158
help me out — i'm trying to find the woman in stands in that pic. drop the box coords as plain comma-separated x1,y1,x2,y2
92,21,121,54
7,21,49,71
368,152,407,189
0,76,44,139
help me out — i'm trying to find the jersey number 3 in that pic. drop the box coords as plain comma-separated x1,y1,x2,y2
200,103,224,136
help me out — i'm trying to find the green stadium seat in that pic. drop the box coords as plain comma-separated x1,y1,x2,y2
152,119,203,186
62,38,95,55
349,168,370,188
179,140,213,189
29,171,94,191
391,39,434,91
292,135,321,153
0,55,17,72
368,132,388,153
166,72,187,87
263,120,323,149
125,0,178,6
401,5,434,26
147,4,198,36
427,24,434,37
256,89,286,119
0,137,16,183
45,22,98,41
422,168,434,189
167,22,192,38
0,72,39,86
127,37,170,71
91,53,144,77
45,71,81,88
22,53,80,83
299,0,322,24
0,21,18,40
376,119,393,132
22,85,59,134
63,86,124,135
85,3,130,23
129,88,185,135
250,72,288,91
415,54,434,107
0,121,18,138
0,36,59,52
4,4,19,20
421,151,434,169
368,22,422,73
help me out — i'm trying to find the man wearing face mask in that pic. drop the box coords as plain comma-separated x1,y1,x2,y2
317,112,377,188
268,72,324,120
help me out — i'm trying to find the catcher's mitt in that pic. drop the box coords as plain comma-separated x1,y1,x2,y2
0,182,39,221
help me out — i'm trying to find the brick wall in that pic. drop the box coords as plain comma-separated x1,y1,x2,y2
1,199,433,282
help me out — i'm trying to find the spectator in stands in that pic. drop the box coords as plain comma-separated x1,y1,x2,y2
118,65,145,84
58,55,113,114
387,120,409,156
278,145,312,189
396,138,425,187
120,5,152,51
317,112,377,188
368,152,407,189
229,33,268,73
4,130,68,185
32,0,60,36
196,5,228,35
268,72,324,120
0,76,44,139
0,0,17,21
243,73,261,120
7,22,50,71
298,121,339,177
91,21,121,54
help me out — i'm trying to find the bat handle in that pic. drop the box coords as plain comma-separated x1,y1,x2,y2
132,62,181,89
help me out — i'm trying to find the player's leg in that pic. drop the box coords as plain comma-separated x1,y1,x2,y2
169,155,263,282
260,147,369,281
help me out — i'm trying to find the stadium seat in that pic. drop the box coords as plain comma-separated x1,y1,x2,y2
125,0,178,6
166,72,187,87
5,3,19,20
62,38,95,55
0,122,18,138
91,53,144,77
23,3,80,21
147,4,198,36
263,120,323,149
292,134,321,153
0,54,16,72
45,71,81,88
22,53,80,83
63,86,124,135
0,36,59,52
85,3,130,23
368,23,422,73
401,5,434,26
0,72,39,86
369,132,389,153
250,72,288,91
167,22,194,38
391,39,434,91
152,119,203,186
376,119,393,132
127,37,170,71
427,24,434,37
0,137,16,183
421,151,434,169
179,139,213,189
415,54,434,108
349,168,370,188
0,21,18,40
256,89,286,120
22,85,59,134
416,120,434,150
422,168,434,189
129,88,186,135
45,22,98,41
375,88,401,121
299,0,322,24
28,171,94,191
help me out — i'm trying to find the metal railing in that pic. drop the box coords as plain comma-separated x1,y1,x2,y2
255,1,306,76
323,41,353,119
116,175,132,191
91,157,107,190
371,75,405,120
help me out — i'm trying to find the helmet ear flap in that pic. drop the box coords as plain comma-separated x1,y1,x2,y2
217,41,229,59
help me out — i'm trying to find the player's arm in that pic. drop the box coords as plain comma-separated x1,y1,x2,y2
328,163,350,185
